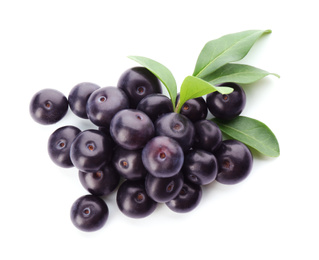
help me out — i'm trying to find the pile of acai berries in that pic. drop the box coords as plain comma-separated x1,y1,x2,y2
30,67,252,232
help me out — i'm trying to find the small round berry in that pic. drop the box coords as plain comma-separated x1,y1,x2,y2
183,149,218,185
86,86,129,127
117,67,162,108
68,82,100,119
193,119,222,153
145,171,184,203
136,94,174,122
142,136,184,178
206,82,246,120
116,180,157,218
166,181,202,213
176,94,207,122
214,140,253,185
48,125,81,168
110,109,155,150
155,112,195,152
112,146,148,180
78,164,120,196
70,130,113,173
70,195,109,232
30,88,68,125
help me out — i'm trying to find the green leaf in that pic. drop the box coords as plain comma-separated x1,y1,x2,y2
128,55,177,107
212,116,280,157
203,63,280,85
176,76,233,113
193,29,272,78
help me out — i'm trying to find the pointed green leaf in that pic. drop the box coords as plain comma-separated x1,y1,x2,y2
128,56,177,107
203,63,280,85
212,116,280,157
176,76,233,113
193,30,272,78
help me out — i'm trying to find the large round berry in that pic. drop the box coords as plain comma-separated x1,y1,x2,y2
142,136,184,178
145,171,184,203
30,88,68,125
193,119,222,153
155,112,195,152
116,180,157,218
206,82,246,120
136,93,174,122
183,149,218,185
48,125,81,168
68,82,100,119
70,130,113,173
86,86,129,127
70,195,109,232
112,146,147,180
117,67,162,108
214,140,253,185
166,181,202,213
78,164,120,196
176,94,207,122
110,109,155,150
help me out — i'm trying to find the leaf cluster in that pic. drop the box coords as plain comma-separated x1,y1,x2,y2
129,30,280,157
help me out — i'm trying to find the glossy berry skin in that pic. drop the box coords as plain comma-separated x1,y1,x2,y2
78,164,120,196
206,82,246,120
176,94,207,122
86,86,129,127
142,136,184,178
145,171,184,203
112,146,147,180
30,88,68,125
166,181,202,213
136,94,174,122
68,82,100,119
193,119,222,153
183,149,218,185
214,140,253,185
70,130,113,173
116,180,157,218
48,125,81,168
110,109,155,150
117,67,162,108
155,112,195,152
70,195,109,232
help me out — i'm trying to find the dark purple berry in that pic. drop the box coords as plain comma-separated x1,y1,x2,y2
30,88,68,125
145,172,184,203
68,82,100,119
48,125,81,168
70,195,109,232
193,119,222,153
183,149,218,185
117,67,162,108
166,181,202,213
155,112,195,152
70,130,113,173
116,180,157,218
112,146,147,180
206,82,246,120
78,164,120,196
136,93,174,122
214,140,253,185
142,136,184,178
176,94,207,122
86,86,129,127
110,109,155,150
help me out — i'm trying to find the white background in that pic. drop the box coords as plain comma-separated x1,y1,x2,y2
1,0,318,259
